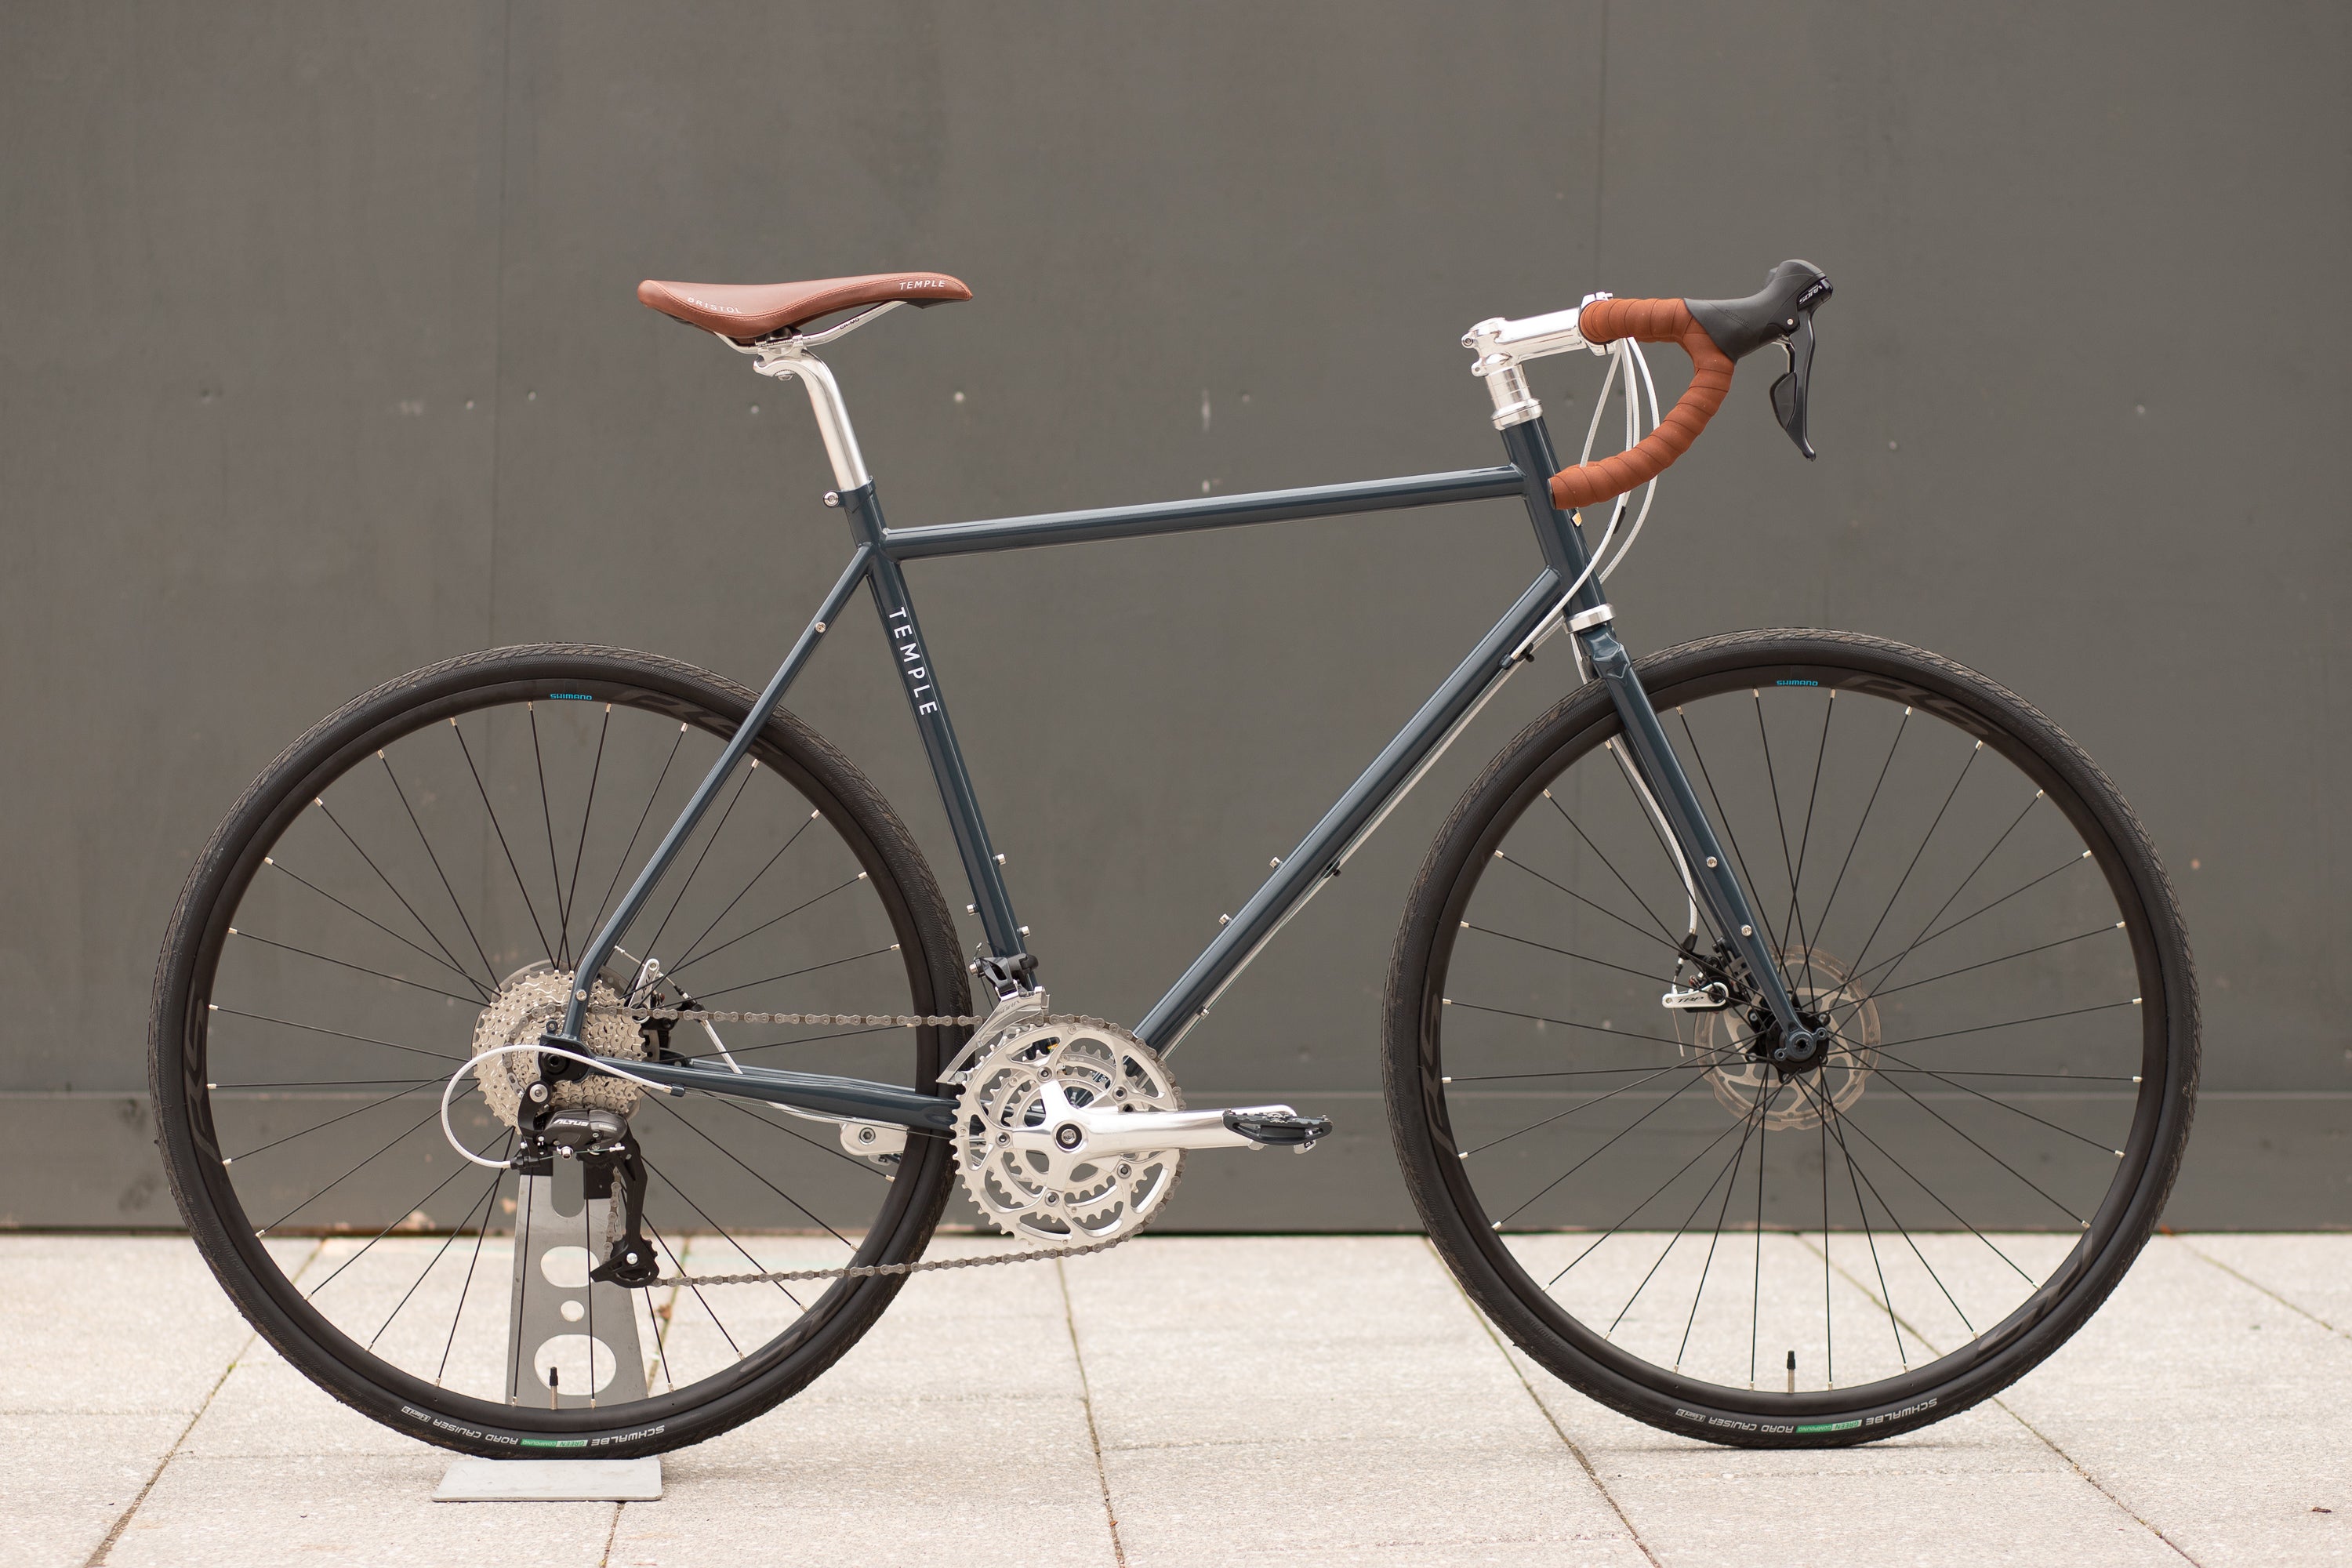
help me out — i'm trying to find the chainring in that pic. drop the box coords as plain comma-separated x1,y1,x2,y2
955,1018,1184,1246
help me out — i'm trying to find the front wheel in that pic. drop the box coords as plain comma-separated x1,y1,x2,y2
150,645,970,1457
1385,630,2196,1446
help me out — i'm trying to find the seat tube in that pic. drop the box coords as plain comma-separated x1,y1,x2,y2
837,484,1028,967
1497,416,1810,1039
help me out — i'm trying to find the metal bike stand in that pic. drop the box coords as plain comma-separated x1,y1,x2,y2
437,1155,659,1502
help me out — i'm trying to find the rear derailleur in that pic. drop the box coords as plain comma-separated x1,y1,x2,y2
512,1105,662,1288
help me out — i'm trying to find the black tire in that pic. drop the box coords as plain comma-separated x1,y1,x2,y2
1385,630,2196,1446
151,645,971,1457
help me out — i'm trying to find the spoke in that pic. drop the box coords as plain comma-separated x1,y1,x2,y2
643,1095,854,1248
256,1100,446,1234
1877,847,2096,972
1599,1103,1763,1336
312,797,492,995
1815,1096,2037,1284
1494,852,1688,956
369,1165,506,1348
1485,1064,1720,1221
1457,923,1674,988
1798,1080,1975,1335
1860,921,2124,1006
209,1006,465,1065
1816,1080,1906,1367
563,706,612,958
582,1181,595,1406
1809,706,1909,949
1445,1055,1742,1085
1871,1050,2126,1155
1820,1104,1833,1388
1750,1070,1768,1388
449,719,556,967
1753,691,1806,967
1545,1097,1759,1287
270,850,488,1000
309,1125,508,1310
1468,1054,1711,1160
583,722,690,946
212,1076,439,1091
663,873,866,982
1443,998,1688,1050
378,755,501,989
437,1166,504,1386
528,706,571,966
1788,692,1837,989
1675,1086,1769,1374
644,1284,676,1393
633,767,758,986
1833,999,2136,1055
639,1151,808,1313
1864,1061,2085,1224
641,1212,742,1358
1869,791,2046,990
1842,742,1980,980
670,810,826,974
693,945,900,1002
225,929,485,1007
223,1082,439,1163
1867,1064,2137,1083
1820,791,2051,1026
1543,791,1675,942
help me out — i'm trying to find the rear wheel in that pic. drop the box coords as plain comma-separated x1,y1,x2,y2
151,644,969,1457
1385,630,2196,1446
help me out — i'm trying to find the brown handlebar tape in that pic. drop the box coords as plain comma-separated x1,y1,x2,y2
1548,298,1734,510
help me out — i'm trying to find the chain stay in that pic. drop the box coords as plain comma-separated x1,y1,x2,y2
535,1001,1129,1287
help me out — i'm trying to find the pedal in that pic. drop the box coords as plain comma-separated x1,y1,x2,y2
1221,1108,1334,1151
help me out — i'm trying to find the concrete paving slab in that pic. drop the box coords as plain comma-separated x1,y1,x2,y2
1474,1232,2184,1566
99,1454,619,1567
613,1388,1117,1568
1993,1236,2352,1567
1060,1236,1647,1565
0,1412,189,1568
2178,1232,2352,1336
9,1231,2350,1565
0,1236,310,1415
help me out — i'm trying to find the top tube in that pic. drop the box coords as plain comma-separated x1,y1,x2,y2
880,466,1524,560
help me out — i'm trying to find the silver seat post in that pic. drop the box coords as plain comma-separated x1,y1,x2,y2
717,300,904,494
748,346,868,492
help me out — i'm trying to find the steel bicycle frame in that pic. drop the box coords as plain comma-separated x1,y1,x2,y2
550,408,1812,1131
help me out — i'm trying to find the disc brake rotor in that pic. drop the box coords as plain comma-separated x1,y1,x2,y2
956,1018,1184,1246
1692,946,1879,1131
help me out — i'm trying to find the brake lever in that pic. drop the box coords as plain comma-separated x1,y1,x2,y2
1769,312,1818,459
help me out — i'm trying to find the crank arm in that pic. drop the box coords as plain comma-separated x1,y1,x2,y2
619,1056,957,1131
1054,1103,1332,1156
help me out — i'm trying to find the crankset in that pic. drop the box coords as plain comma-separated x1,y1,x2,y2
953,1005,1330,1247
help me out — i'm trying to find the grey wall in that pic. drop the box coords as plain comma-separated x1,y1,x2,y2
5,2,2346,1227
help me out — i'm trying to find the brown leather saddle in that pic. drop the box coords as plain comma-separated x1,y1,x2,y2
637,270,971,342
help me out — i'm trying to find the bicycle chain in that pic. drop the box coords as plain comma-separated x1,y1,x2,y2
507,1000,1137,1288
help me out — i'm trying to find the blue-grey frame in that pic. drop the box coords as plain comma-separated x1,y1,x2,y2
549,411,1810,1129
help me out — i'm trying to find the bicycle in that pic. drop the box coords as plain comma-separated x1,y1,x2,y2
151,260,2197,1454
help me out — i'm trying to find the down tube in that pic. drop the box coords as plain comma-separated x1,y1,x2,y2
1136,568,1566,1053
